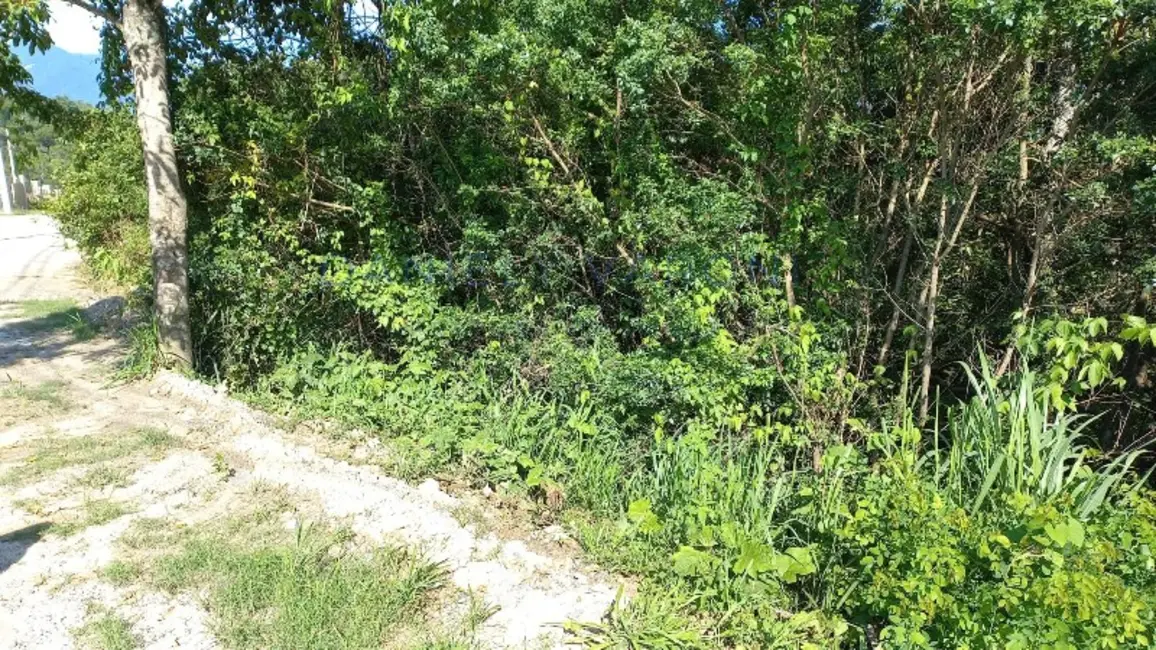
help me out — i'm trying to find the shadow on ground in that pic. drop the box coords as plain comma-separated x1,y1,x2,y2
0,523,53,574
0,297,127,368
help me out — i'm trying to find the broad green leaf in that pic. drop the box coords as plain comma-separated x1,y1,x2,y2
672,546,716,578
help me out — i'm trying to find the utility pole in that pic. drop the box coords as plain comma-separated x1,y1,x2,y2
0,129,13,214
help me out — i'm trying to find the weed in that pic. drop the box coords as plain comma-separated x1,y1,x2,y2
133,522,455,649
115,322,162,381
211,451,236,479
135,426,179,450
103,560,142,586
52,499,131,537
70,313,99,341
0,380,72,426
564,589,707,650
119,516,183,551
409,592,498,649
12,498,47,516
74,605,138,650
76,465,132,489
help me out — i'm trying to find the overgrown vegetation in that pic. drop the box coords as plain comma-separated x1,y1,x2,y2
15,0,1156,645
44,107,149,288
51,499,132,537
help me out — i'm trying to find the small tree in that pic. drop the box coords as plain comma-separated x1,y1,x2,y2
1,0,191,366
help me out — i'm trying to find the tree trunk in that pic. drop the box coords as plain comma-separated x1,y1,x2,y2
918,182,979,422
122,0,192,366
996,71,1077,376
877,227,914,367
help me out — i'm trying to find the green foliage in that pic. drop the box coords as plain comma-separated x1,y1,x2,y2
942,358,1147,517
47,107,149,288
833,467,1156,648
21,0,1156,647
1014,315,1156,411
116,321,164,381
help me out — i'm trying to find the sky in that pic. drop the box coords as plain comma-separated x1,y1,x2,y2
15,1,104,104
47,0,104,55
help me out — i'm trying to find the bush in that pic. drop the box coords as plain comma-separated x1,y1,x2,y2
47,107,149,288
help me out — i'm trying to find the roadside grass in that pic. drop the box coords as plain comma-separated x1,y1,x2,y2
0,426,180,486
112,498,490,650
51,499,132,537
12,498,47,516
114,321,163,382
563,588,708,649
102,560,142,586
0,379,72,426
76,465,133,490
9,299,96,339
74,605,138,650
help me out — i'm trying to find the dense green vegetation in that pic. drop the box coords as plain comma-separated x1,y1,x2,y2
0,97,81,185
45,107,150,286
19,0,1156,646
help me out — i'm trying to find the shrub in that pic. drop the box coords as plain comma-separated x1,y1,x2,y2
47,107,150,289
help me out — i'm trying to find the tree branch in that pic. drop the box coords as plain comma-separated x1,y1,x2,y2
59,0,121,30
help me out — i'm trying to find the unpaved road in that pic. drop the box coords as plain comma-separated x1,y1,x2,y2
0,215,618,649
0,214,88,303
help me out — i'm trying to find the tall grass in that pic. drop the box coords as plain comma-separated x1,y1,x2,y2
934,355,1148,518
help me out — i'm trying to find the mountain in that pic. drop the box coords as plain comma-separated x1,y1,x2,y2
16,47,102,105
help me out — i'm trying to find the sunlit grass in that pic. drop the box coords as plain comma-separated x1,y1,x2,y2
0,426,180,486
74,605,138,650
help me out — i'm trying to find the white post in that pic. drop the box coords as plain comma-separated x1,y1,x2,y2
0,131,13,214
14,174,28,210
5,131,18,200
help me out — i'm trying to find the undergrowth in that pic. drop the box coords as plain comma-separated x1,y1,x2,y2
253,344,1156,648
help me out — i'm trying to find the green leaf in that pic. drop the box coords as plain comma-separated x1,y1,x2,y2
1086,360,1104,387
776,547,817,583
732,540,774,577
1045,518,1085,549
626,499,661,534
672,546,716,578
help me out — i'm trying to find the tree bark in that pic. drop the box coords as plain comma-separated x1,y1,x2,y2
122,0,192,366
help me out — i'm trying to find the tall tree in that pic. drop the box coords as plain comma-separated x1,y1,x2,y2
1,0,191,365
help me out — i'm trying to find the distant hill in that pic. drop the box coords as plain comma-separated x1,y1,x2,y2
16,47,101,105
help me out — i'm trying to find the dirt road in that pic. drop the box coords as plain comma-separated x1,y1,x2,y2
0,214,89,303
0,215,617,649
